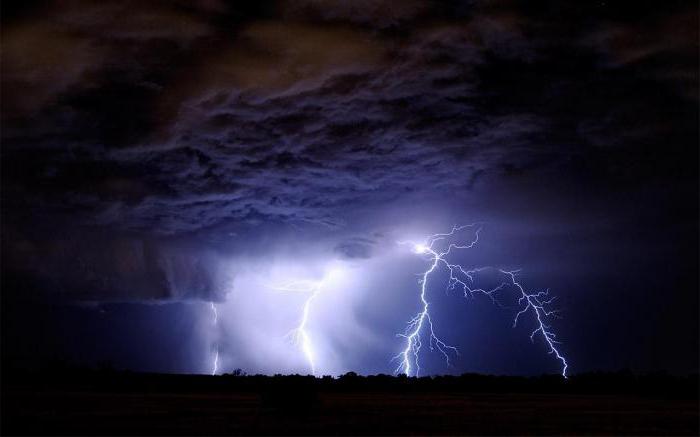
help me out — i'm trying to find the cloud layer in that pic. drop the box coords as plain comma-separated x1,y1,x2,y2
2,0,697,303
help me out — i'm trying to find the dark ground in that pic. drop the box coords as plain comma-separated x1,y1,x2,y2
2,369,698,435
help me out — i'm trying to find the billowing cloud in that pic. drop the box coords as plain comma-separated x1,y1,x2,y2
1,0,696,306
280,0,430,28
334,237,377,259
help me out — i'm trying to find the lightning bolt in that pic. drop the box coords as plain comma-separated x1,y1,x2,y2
268,267,344,375
210,302,219,376
395,224,568,377
269,265,344,375
270,279,322,375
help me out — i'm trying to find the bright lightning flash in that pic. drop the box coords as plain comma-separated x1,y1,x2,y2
210,302,219,375
269,266,343,375
394,224,568,377
414,244,429,254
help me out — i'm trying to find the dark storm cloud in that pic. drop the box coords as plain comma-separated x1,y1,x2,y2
1,0,217,117
2,227,230,303
582,10,697,99
1,0,697,303
279,0,430,28
334,237,377,260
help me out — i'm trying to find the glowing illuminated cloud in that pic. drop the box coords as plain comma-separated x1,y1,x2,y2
267,266,346,376
206,226,567,377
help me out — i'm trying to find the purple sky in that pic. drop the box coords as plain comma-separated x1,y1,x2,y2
2,0,697,376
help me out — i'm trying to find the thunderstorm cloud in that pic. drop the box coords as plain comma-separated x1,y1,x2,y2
1,0,697,375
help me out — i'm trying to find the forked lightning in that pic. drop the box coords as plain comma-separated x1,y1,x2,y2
394,224,568,377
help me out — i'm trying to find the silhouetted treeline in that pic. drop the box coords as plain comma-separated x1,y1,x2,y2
3,365,697,400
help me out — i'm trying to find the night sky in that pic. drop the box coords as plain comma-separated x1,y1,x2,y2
2,0,698,377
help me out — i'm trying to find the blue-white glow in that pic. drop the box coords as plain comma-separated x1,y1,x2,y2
394,224,568,377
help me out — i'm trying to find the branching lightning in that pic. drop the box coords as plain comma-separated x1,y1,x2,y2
502,269,568,377
394,224,568,377
269,268,341,375
210,302,219,376
271,279,322,375
202,228,564,378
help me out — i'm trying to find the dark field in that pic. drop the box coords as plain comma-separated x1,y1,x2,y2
2,371,698,435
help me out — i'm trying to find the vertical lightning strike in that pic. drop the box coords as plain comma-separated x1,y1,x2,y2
210,302,219,376
502,270,568,377
395,224,568,377
269,277,329,375
296,284,321,375
393,243,458,377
